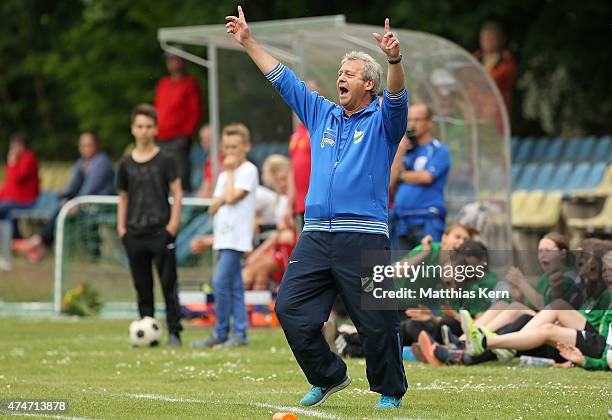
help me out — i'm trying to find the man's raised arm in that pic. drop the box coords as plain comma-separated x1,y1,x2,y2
226,6,278,75
373,18,405,93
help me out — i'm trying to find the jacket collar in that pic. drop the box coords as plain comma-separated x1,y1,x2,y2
332,98,378,120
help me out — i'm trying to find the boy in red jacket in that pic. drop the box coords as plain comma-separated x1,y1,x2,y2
154,53,202,192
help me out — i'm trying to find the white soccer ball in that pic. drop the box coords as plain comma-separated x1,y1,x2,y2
128,317,163,347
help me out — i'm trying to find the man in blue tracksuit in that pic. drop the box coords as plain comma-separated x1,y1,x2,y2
226,7,408,409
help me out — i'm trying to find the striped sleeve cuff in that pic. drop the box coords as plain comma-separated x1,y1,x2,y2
384,87,407,102
265,63,286,84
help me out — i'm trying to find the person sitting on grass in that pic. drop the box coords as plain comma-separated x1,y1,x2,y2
460,232,581,339
396,224,477,354
13,131,115,262
400,240,497,348
396,223,477,294
556,252,611,372
192,123,259,348
243,154,295,291
463,240,612,362
418,237,604,366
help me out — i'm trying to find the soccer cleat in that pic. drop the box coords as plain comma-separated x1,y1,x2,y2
434,345,465,365
418,331,443,367
192,335,224,348
465,326,487,356
167,333,182,347
459,310,473,337
299,375,351,407
460,310,482,356
374,395,402,409
440,325,456,349
411,343,427,364
491,347,516,363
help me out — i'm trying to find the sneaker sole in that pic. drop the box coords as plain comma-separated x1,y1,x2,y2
459,310,472,337
441,325,451,347
418,331,443,367
492,348,515,363
309,376,352,407
411,343,427,364
460,311,478,356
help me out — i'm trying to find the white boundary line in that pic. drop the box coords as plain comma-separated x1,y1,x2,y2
127,393,341,419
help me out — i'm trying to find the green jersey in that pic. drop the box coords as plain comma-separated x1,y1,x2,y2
458,272,499,316
583,345,610,371
395,242,443,308
579,289,611,331
525,266,580,309
583,307,611,371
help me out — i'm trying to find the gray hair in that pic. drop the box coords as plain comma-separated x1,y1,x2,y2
340,51,382,99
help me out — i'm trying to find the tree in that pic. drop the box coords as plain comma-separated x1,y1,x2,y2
1,0,610,160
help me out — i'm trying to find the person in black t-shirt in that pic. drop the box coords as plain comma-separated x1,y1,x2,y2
117,104,183,346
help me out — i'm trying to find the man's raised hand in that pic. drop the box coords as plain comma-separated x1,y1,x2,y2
225,5,251,45
373,18,400,59
225,5,278,75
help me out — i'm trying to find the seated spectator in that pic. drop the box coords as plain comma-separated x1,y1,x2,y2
174,124,219,265
556,248,611,372
556,250,611,371
464,232,581,335
399,255,457,347
195,124,223,198
451,240,499,314
397,223,477,290
466,241,612,364
420,239,611,366
187,155,288,265
13,132,114,262
243,155,295,291
400,240,496,348
0,133,40,236
464,240,612,363
253,155,289,241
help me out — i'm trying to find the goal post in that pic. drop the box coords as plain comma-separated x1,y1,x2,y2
53,195,213,313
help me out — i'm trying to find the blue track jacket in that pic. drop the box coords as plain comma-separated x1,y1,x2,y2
266,63,409,237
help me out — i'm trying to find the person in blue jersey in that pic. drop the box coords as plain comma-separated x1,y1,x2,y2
225,6,408,410
393,104,451,250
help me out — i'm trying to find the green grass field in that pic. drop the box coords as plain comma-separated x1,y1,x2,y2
1,318,610,419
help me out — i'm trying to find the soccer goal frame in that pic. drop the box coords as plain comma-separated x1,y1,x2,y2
53,195,212,313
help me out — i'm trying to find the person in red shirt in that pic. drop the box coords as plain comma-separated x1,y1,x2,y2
0,133,40,237
473,22,517,118
195,124,224,199
154,53,202,192
283,80,319,232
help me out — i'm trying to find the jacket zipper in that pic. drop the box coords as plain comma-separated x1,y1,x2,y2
327,116,344,231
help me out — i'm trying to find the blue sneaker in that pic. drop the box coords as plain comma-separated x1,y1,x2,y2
299,376,351,407
374,395,402,409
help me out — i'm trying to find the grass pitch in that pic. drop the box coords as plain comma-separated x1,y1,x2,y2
0,318,610,419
